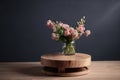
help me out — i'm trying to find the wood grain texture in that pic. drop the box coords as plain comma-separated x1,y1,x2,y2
0,61,120,80
41,53,91,76
41,53,91,68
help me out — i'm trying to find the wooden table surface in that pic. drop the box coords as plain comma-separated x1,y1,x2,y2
0,61,120,80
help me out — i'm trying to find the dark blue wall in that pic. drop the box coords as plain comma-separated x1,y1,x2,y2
1,0,120,61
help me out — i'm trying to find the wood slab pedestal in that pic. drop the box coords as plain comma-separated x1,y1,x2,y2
41,53,91,76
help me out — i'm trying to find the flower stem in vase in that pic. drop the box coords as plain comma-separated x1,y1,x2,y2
63,41,75,55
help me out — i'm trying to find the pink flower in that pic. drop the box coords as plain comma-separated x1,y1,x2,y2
46,20,54,28
62,24,69,30
77,25,85,33
84,30,91,37
64,29,71,36
69,27,74,33
51,33,59,40
71,30,79,39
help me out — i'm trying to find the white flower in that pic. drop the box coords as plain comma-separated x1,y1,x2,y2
84,30,91,37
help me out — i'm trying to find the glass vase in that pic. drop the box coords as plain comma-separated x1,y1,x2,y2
62,41,75,55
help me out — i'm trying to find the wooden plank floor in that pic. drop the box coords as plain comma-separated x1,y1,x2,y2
0,61,120,80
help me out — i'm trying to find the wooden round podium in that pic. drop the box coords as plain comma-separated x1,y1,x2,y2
41,53,91,76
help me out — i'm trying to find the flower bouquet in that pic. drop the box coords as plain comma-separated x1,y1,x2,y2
46,16,91,55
